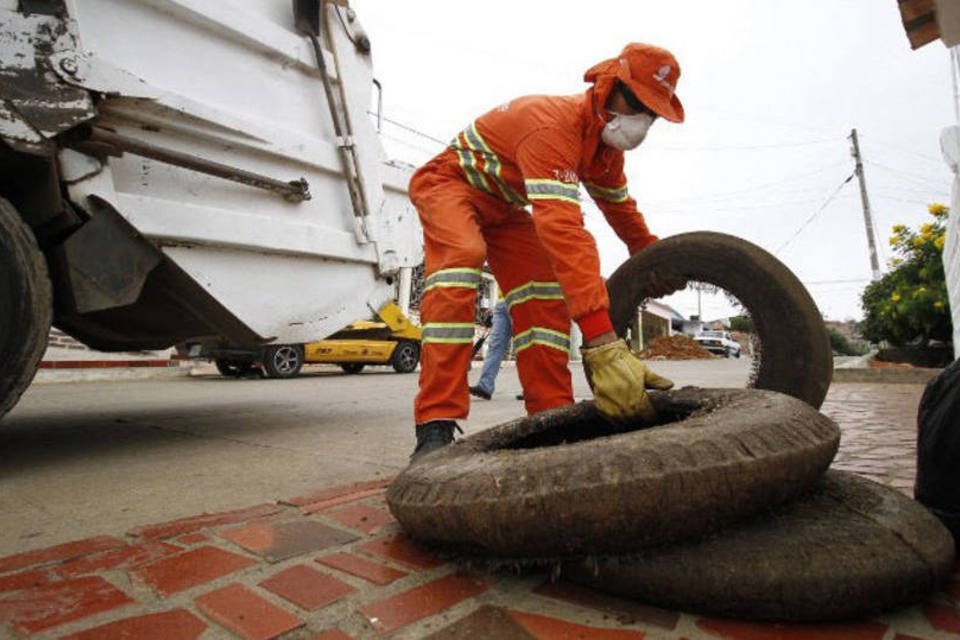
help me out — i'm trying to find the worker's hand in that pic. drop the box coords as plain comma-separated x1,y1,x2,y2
581,340,674,424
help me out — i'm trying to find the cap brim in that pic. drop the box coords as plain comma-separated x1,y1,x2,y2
625,78,684,123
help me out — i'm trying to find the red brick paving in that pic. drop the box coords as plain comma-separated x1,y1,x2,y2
511,609,648,639
316,551,408,585
60,608,207,640
0,536,125,574
1,383,957,640
219,520,358,562
359,573,488,634
259,564,355,611
129,503,282,540
131,546,256,596
324,503,396,534
195,583,304,639
0,575,133,634
355,533,446,570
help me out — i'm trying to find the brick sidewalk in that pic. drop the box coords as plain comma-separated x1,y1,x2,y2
1,383,957,640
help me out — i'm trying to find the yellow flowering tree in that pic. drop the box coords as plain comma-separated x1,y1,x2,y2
860,204,951,346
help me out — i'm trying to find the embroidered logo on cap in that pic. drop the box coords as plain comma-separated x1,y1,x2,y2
653,64,674,93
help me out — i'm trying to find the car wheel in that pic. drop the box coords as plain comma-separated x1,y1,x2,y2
391,341,420,373
215,359,255,378
341,363,365,374
0,197,52,421
262,344,303,378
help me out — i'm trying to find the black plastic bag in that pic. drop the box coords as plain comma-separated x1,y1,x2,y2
916,357,960,547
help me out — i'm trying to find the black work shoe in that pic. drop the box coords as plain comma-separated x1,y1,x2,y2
468,385,492,400
515,393,524,401
411,420,463,462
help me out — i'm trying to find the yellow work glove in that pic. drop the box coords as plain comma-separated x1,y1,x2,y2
581,340,674,424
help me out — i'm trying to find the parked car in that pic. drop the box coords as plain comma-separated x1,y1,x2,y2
694,330,742,358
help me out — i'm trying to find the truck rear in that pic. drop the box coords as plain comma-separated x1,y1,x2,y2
0,0,421,418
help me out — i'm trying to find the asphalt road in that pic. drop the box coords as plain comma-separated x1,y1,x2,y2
0,359,751,554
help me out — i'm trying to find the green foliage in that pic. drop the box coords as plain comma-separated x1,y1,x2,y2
729,315,754,333
826,326,868,356
860,204,952,347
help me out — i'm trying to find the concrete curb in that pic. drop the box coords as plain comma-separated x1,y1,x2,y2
832,367,943,384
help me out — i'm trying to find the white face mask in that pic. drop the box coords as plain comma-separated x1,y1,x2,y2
602,112,655,150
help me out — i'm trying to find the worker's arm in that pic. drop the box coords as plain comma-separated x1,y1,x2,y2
584,156,657,255
515,128,613,344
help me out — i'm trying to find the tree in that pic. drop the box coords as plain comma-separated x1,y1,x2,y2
827,326,868,356
860,204,952,347
729,314,754,333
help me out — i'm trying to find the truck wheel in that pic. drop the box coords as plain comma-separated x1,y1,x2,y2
0,198,52,420
606,232,832,408
262,344,303,378
387,388,840,557
341,363,365,374
391,341,420,373
215,359,255,378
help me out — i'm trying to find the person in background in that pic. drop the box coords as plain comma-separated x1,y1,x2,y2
469,296,512,400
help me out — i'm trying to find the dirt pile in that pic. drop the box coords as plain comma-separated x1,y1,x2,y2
639,334,715,360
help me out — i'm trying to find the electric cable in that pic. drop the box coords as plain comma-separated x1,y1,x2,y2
368,112,448,146
774,173,855,255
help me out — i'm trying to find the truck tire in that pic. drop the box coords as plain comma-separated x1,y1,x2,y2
561,470,955,622
0,198,52,420
262,344,303,378
391,340,420,373
606,232,832,408
387,388,840,557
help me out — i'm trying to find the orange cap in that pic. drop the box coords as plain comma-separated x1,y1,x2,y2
584,43,684,123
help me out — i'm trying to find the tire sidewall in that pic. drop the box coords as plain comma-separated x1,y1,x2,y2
263,344,303,378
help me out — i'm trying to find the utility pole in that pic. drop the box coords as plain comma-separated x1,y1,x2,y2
849,128,882,281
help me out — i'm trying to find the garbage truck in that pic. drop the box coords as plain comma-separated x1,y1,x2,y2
0,0,423,418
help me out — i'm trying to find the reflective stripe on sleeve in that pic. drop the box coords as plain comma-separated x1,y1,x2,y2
524,179,581,205
422,323,476,344
585,181,630,204
424,268,483,292
504,281,564,311
463,123,527,206
513,326,571,354
453,132,493,195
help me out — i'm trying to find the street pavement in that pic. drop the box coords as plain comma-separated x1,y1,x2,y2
0,360,956,639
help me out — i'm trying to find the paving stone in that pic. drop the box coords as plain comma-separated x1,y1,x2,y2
0,567,58,593
195,583,304,640
315,552,407,585
324,504,395,534
57,541,182,577
131,546,256,596
359,573,487,635
259,564,355,611
510,609,646,639
355,534,445,571
534,580,679,630
61,608,207,640
220,520,358,563
424,605,533,639
0,575,133,634
300,490,389,515
176,533,208,545
695,617,889,639
285,478,394,507
0,536,126,574
923,604,960,634
310,630,354,640
128,503,282,540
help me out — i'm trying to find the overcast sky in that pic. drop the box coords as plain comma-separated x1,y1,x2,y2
351,0,955,322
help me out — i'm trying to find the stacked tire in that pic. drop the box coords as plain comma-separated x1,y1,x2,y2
387,234,955,622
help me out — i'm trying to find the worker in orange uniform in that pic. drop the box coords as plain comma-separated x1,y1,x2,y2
409,43,681,460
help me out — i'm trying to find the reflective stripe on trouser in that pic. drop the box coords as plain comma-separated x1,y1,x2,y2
410,162,574,422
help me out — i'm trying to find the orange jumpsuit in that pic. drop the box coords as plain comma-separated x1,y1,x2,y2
411,91,658,424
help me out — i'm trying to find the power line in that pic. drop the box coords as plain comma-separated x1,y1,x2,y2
865,161,951,190
803,278,871,285
369,112,448,146
657,138,838,152
774,173,856,255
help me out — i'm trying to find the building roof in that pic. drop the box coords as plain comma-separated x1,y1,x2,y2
899,0,960,49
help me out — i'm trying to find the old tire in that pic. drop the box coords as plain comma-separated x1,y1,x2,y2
0,198,52,420
262,344,303,378
391,340,420,373
387,388,840,557
561,470,955,621
215,359,255,378
606,232,832,408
